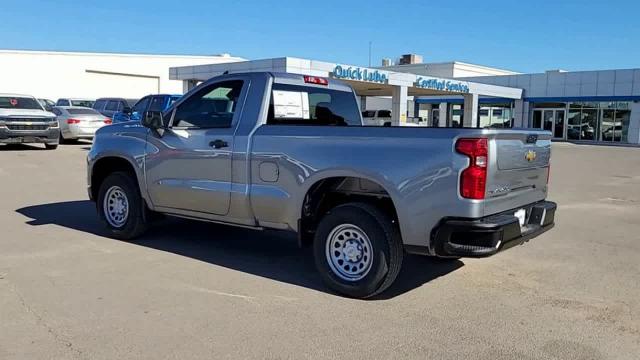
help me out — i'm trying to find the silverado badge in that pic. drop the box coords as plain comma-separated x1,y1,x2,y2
525,150,537,162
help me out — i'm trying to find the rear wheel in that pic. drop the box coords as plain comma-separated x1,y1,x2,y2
58,131,67,144
97,171,149,240
313,203,403,298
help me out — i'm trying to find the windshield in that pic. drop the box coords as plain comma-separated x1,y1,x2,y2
67,108,100,115
169,96,181,107
0,96,43,110
70,100,95,107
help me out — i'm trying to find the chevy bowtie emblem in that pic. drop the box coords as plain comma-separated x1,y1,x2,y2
525,150,537,162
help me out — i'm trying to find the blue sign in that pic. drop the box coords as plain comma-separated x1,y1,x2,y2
333,65,388,84
415,77,470,93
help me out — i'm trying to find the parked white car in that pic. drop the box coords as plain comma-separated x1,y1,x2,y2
52,106,111,143
362,109,392,126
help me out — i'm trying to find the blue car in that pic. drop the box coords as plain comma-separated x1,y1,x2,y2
112,94,181,123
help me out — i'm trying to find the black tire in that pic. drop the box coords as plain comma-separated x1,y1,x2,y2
58,131,68,144
44,143,58,150
313,202,403,298
97,171,148,240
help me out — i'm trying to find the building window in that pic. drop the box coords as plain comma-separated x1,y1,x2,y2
566,102,630,142
479,104,513,128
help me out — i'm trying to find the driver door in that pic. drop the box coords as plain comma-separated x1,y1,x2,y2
144,79,246,216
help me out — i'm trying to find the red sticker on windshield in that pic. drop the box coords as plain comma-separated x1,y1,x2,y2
10,99,18,106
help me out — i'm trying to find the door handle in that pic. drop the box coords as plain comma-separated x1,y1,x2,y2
209,139,228,149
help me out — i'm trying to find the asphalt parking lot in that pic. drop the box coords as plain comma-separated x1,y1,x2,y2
1,141,639,359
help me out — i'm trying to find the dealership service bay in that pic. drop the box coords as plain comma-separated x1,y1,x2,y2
1,142,639,359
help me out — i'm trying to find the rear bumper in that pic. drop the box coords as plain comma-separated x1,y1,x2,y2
432,200,556,257
0,127,59,144
67,125,99,139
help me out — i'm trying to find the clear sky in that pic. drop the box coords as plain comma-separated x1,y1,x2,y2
1,0,638,73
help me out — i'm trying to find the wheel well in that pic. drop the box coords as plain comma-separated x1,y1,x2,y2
91,157,137,201
299,177,400,242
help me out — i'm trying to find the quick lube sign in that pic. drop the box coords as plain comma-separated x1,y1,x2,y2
415,77,470,93
333,65,388,84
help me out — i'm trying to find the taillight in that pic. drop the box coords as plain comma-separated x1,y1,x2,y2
67,119,81,124
104,118,112,124
456,138,488,199
303,75,329,85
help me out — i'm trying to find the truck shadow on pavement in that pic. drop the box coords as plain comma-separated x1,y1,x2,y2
16,200,464,299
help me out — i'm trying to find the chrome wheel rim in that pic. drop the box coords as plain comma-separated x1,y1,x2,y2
103,186,129,228
325,224,373,282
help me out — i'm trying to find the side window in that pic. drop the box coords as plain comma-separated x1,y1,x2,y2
93,100,106,110
378,110,391,118
267,84,361,126
172,80,244,128
133,97,151,113
105,101,119,111
148,96,166,111
56,99,66,106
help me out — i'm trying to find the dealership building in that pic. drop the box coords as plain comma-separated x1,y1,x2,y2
1,49,639,144
171,55,640,144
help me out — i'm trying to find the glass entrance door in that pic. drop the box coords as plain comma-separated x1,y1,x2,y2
431,109,440,127
554,110,565,139
533,109,566,139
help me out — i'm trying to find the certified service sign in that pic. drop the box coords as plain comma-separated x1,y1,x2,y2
415,77,470,93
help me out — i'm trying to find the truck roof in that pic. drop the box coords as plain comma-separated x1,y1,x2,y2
203,72,354,93
269,72,354,92
0,93,35,98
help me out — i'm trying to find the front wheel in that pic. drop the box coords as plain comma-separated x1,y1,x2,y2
44,143,58,150
313,203,403,298
97,172,149,240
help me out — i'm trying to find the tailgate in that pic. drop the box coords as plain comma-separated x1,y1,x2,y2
484,131,551,216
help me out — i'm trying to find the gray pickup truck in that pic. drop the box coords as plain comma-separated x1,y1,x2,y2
87,72,556,298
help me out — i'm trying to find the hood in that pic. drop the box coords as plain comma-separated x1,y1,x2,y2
0,108,54,117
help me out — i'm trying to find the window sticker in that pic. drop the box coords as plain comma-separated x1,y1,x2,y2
272,90,309,119
10,99,18,106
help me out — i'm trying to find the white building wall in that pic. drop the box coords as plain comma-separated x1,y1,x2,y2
0,50,243,101
361,97,392,111
381,61,519,78
451,62,520,78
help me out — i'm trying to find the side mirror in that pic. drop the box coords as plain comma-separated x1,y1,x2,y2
122,106,133,114
142,111,164,130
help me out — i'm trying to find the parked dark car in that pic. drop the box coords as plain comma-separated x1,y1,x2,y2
112,94,181,123
93,98,137,119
